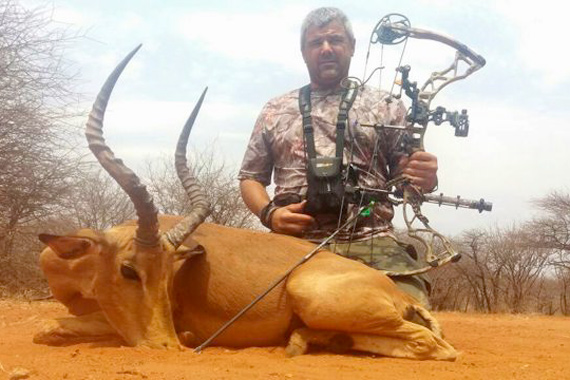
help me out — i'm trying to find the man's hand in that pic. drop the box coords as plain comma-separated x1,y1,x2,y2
398,151,438,192
271,201,316,236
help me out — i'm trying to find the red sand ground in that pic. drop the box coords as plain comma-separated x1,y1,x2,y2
0,300,569,380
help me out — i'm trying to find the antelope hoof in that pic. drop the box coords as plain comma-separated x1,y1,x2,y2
286,330,309,357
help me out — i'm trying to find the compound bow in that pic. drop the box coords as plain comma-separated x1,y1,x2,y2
346,13,492,276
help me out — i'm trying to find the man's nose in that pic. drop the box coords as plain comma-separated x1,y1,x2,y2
320,40,333,55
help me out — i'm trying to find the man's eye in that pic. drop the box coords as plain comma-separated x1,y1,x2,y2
309,39,322,48
330,36,345,44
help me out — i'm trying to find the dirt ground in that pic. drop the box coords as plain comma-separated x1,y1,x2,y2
0,300,569,380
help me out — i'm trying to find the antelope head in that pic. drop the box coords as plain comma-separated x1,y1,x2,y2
39,45,210,348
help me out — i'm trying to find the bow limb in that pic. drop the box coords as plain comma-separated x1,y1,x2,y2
383,23,486,108
389,24,486,68
398,185,461,275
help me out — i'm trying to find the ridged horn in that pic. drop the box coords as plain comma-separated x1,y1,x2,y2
165,88,211,248
85,45,160,247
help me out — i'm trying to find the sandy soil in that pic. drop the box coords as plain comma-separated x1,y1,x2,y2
0,300,569,380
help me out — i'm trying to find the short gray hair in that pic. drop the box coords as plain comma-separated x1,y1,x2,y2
300,7,355,49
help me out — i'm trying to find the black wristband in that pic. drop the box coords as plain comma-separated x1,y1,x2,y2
259,201,279,230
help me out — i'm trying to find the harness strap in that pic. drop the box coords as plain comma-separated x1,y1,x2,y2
299,85,317,158
298,82,358,162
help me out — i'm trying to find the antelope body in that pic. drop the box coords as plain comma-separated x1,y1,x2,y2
35,47,457,361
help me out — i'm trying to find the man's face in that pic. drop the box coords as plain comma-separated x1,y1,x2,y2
301,20,355,90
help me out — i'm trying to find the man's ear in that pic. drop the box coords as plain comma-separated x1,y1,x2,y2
39,234,96,259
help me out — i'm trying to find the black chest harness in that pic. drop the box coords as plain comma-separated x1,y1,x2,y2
298,83,358,216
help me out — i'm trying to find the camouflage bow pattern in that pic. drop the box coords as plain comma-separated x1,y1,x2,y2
353,14,492,276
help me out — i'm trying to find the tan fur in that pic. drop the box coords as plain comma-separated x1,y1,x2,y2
37,217,456,360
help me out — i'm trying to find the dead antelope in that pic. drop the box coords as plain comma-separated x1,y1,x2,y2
35,46,457,361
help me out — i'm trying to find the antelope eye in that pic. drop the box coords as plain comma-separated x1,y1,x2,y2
120,263,140,281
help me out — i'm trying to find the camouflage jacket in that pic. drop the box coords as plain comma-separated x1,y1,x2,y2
238,85,408,242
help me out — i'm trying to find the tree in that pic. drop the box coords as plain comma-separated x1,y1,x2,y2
57,167,136,231
453,229,504,312
494,228,549,313
429,262,472,311
0,0,80,294
528,190,570,314
430,226,551,313
144,149,256,229
529,191,570,269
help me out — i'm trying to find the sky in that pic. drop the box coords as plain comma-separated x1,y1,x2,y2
19,0,570,237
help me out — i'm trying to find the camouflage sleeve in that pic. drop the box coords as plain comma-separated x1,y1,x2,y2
385,98,409,180
237,106,273,187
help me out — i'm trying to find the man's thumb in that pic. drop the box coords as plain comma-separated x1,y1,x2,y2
286,200,307,213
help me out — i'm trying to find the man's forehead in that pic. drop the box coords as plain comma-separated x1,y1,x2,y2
305,20,347,39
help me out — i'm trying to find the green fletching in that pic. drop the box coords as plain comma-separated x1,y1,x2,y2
360,201,375,217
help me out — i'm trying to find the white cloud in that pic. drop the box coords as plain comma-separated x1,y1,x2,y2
122,12,144,31
77,97,258,168
175,6,309,71
421,98,570,234
489,0,570,87
50,6,87,25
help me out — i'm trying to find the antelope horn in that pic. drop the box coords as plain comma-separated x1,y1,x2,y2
85,45,160,247
165,88,211,248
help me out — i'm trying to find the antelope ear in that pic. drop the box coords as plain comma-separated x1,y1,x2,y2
174,238,205,262
38,234,96,259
